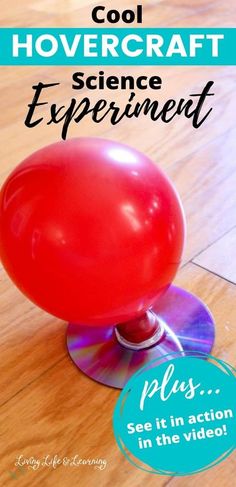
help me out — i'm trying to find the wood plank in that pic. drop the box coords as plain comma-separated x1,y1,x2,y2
168,127,236,263
0,272,66,405
193,227,236,284
174,263,236,365
166,454,236,487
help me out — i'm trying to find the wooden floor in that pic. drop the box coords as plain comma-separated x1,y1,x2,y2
0,1,235,486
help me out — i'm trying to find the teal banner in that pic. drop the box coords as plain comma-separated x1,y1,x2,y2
0,28,235,65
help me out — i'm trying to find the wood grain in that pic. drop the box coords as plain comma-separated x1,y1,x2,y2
0,1,235,486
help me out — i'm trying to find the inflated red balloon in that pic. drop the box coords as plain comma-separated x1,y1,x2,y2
0,138,185,325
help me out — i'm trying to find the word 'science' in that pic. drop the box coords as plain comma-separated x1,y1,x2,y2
24,75,215,140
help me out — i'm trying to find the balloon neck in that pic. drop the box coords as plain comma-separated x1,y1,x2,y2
115,310,165,351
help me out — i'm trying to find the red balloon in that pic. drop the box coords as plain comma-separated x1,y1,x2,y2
0,138,185,325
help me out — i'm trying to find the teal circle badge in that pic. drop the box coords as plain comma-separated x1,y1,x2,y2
113,353,236,475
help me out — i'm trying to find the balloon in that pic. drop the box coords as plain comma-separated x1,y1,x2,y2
0,138,185,325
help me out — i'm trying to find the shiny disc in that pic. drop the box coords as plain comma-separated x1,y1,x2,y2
67,285,215,389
